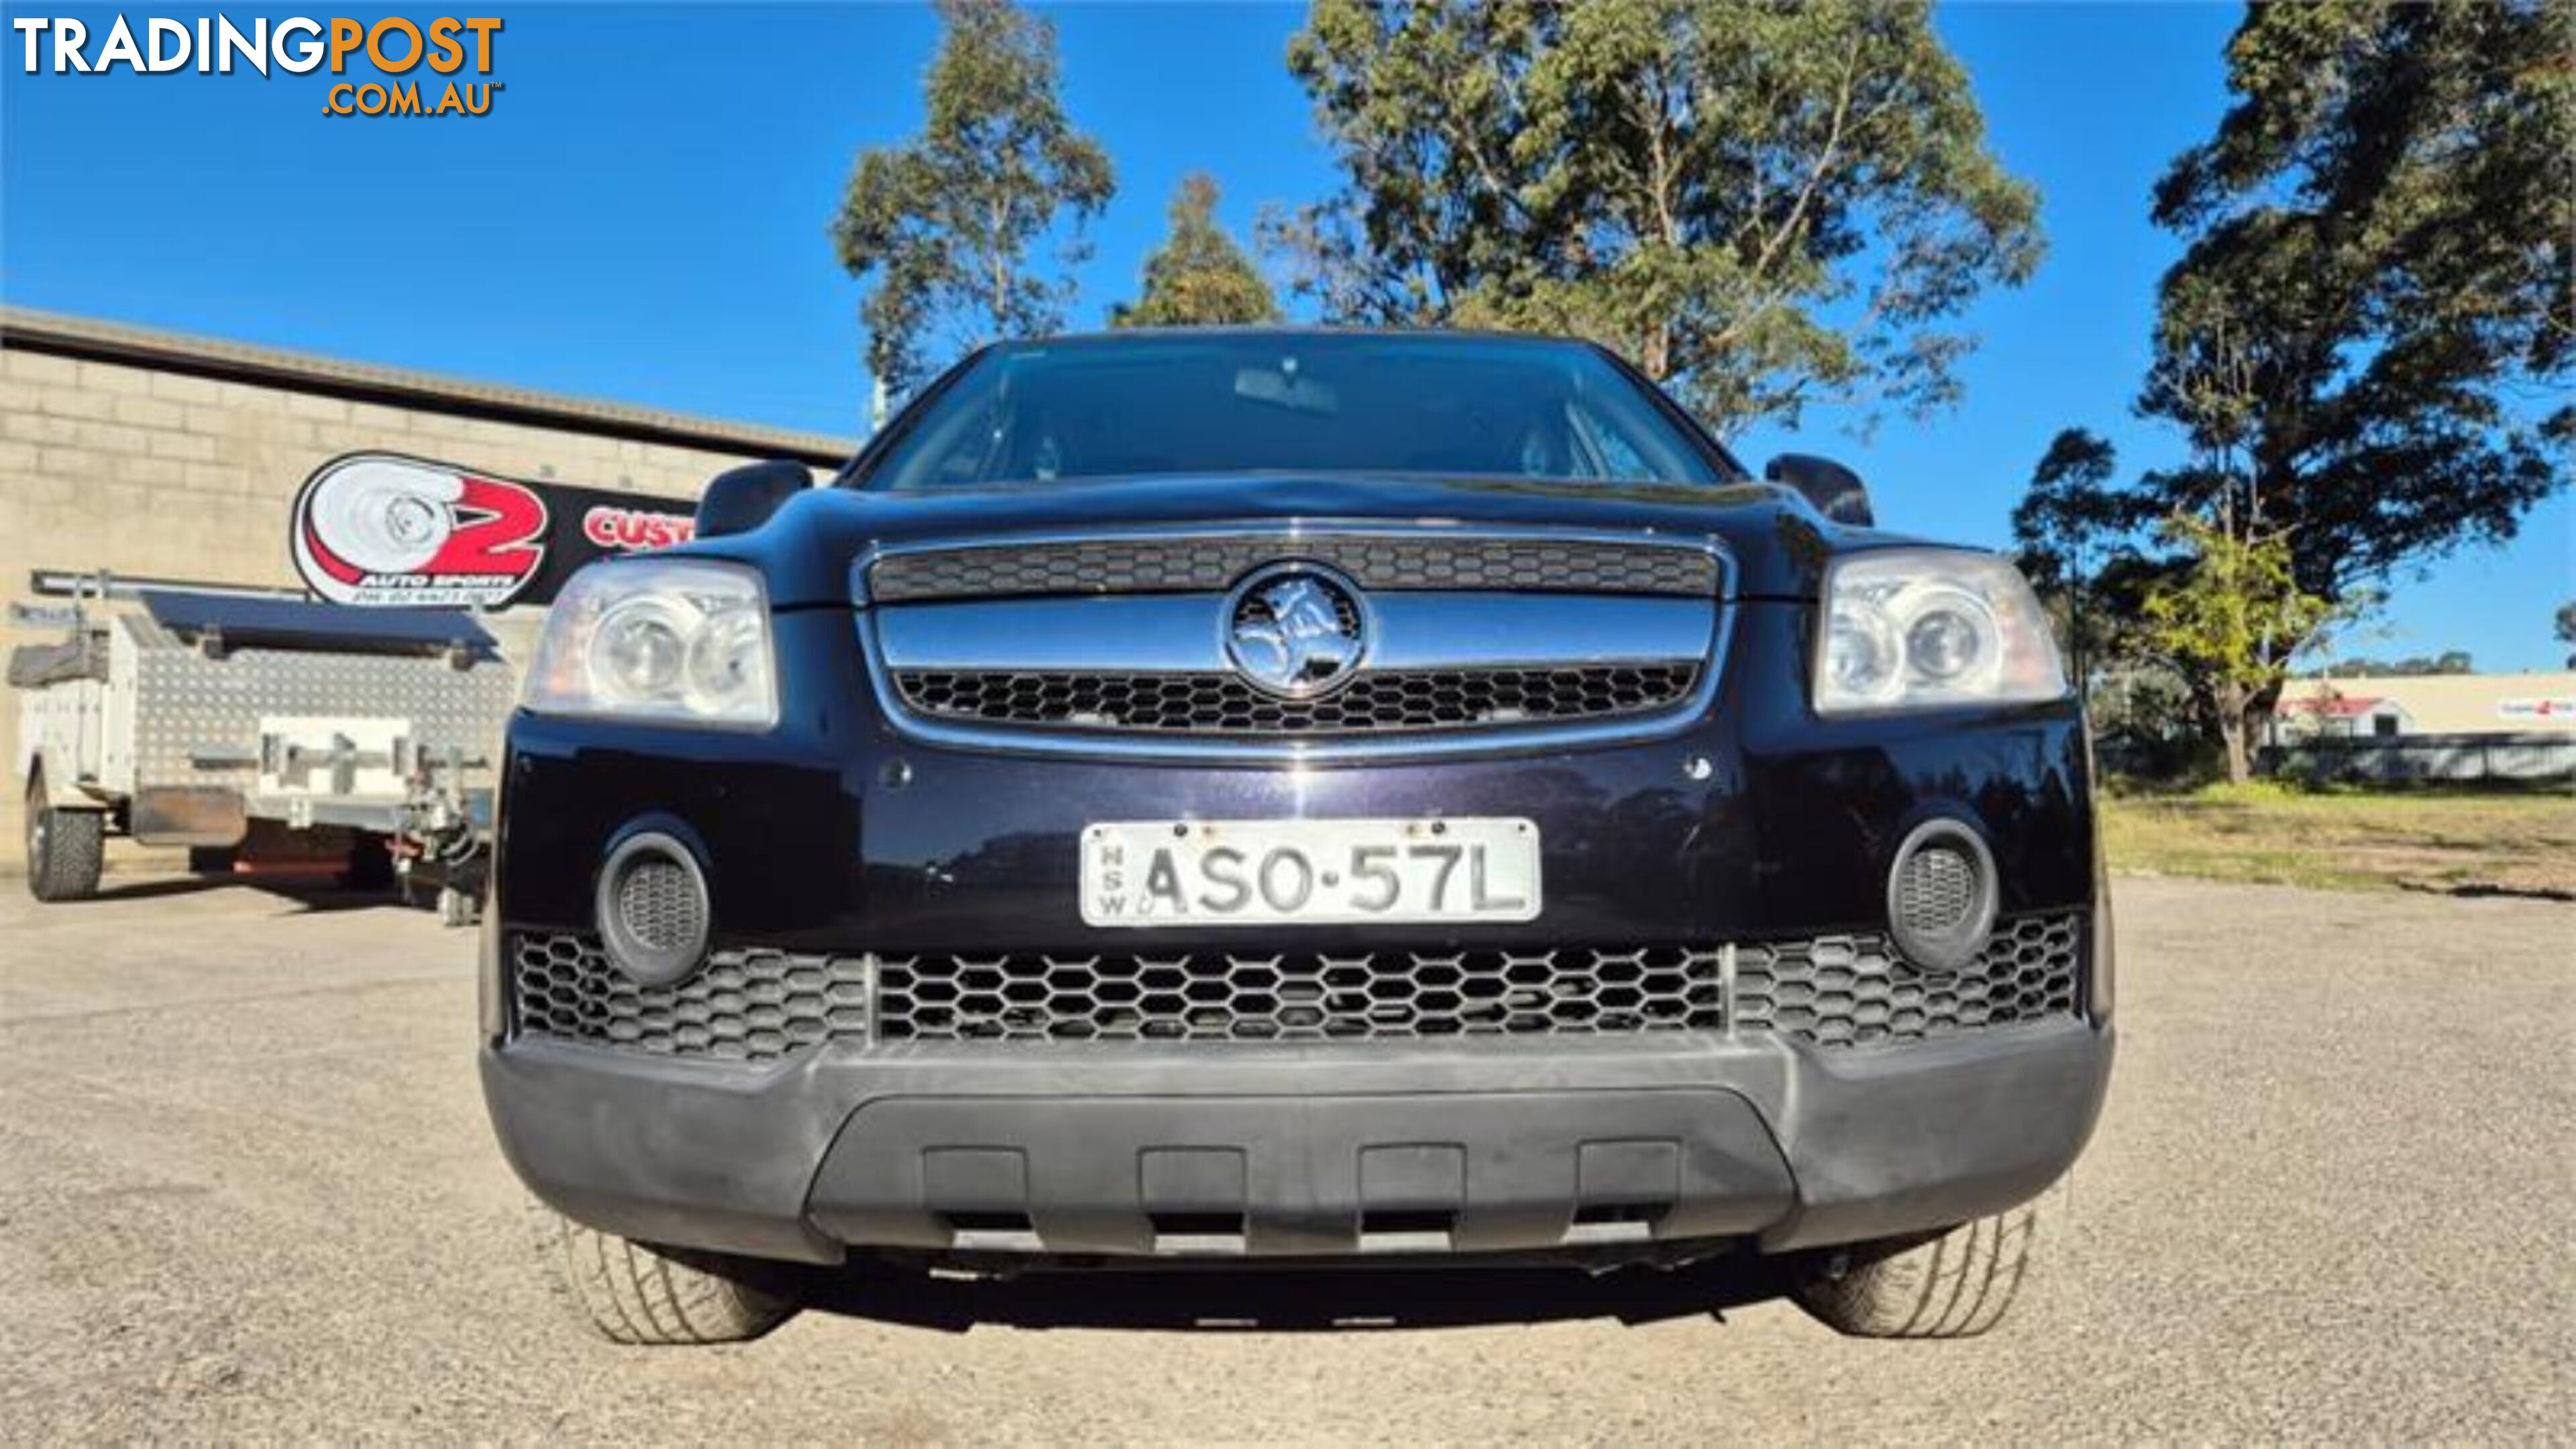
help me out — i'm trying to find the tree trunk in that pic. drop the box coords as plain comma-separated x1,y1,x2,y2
2217,712,2252,785
2210,681,2254,784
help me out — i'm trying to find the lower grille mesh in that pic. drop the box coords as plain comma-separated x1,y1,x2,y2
893,663,1699,734
511,934,866,1064
875,947,1724,1041
1733,915,2082,1048
507,914,2084,1061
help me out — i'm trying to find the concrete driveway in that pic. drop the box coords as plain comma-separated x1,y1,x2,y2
1,875,2566,1440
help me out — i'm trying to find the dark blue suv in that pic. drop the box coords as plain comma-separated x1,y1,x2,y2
481,331,2112,1343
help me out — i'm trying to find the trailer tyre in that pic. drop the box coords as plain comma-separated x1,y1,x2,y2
339,835,395,892
25,776,105,903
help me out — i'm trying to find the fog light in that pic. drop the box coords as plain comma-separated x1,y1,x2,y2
1886,820,1998,971
596,831,710,985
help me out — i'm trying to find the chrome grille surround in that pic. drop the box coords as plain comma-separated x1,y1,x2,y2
855,525,1734,761
506,912,2084,1059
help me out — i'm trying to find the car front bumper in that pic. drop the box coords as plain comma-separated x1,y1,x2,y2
482,1012,2112,1266
485,602,2111,1266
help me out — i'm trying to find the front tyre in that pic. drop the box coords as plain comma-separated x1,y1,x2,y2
1794,1203,2039,1339
25,775,105,903
527,1201,800,1345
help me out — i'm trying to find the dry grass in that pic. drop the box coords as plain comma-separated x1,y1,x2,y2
2100,780,2576,898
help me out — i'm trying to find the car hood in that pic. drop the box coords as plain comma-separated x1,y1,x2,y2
698,472,1862,606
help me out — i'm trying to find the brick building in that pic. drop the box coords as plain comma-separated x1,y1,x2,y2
1,306,853,867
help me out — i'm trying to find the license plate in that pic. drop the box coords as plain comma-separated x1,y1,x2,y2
1081,817,1542,928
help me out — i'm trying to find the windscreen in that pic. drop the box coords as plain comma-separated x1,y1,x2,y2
859,333,1730,490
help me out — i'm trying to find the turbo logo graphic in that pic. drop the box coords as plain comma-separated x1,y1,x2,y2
292,453,698,608
293,453,548,607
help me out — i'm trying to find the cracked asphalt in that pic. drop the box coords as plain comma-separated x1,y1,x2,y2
1,873,2567,1442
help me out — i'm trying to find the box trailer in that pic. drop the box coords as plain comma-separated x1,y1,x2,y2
12,580,517,922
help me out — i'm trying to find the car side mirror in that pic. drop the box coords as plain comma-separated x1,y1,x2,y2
1764,453,1874,527
694,460,809,539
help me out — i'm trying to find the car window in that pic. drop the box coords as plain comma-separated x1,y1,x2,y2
860,334,1729,490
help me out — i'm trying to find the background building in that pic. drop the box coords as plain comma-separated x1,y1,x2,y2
2266,672,2576,784
1,307,853,869
2271,674,2576,741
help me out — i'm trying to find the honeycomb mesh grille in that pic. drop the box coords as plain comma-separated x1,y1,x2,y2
508,913,2084,1060
1732,915,2082,1049
1894,844,1980,936
875,947,1725,1041
893,664,1699,734
614,857,705,954
511,934,868,1063
870,537,1720,602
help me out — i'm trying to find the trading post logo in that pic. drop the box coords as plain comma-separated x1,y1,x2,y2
12,14,504,117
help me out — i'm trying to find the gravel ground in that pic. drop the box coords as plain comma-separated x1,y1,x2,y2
1,875,2567,1442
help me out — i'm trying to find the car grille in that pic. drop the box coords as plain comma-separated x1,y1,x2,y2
873,947,1726,1041
892,664,1699,734
869,535,1720,602
511,934,867,1063
507,913,2084,1061
1732,915,2083,1048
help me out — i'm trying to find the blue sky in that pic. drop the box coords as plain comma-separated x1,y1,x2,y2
5,3,2568,667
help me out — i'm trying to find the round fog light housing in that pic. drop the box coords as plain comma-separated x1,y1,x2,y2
1886,820,1999,972
595,832,711,986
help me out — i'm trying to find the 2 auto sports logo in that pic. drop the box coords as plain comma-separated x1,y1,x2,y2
292,453,692,608
294,454,545,606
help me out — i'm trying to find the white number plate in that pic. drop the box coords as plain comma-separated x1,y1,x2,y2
1081,817,1542,928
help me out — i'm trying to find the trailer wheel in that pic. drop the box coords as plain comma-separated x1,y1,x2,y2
25,775,105,903
339,834,396,892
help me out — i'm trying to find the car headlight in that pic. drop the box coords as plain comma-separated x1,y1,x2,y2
522,559,778,727
1815,549,2066,715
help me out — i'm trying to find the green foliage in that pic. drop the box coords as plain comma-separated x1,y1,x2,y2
1110,175,1281,328
2557,600,2576,667
1273,0,2042,434
2139,517,2340,696
2137,514,2351,781
830,0,1114,395
2135,0,2573,600
2318,651,2475,678
2008,429,2186,692
2010,2,2570,767
2010,428,2129,592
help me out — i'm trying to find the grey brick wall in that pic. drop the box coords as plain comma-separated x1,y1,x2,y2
1,341,845,872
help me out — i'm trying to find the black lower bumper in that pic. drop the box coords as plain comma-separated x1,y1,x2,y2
482,1018,2112,1267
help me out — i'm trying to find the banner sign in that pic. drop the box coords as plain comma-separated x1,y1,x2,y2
290,452,697,608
